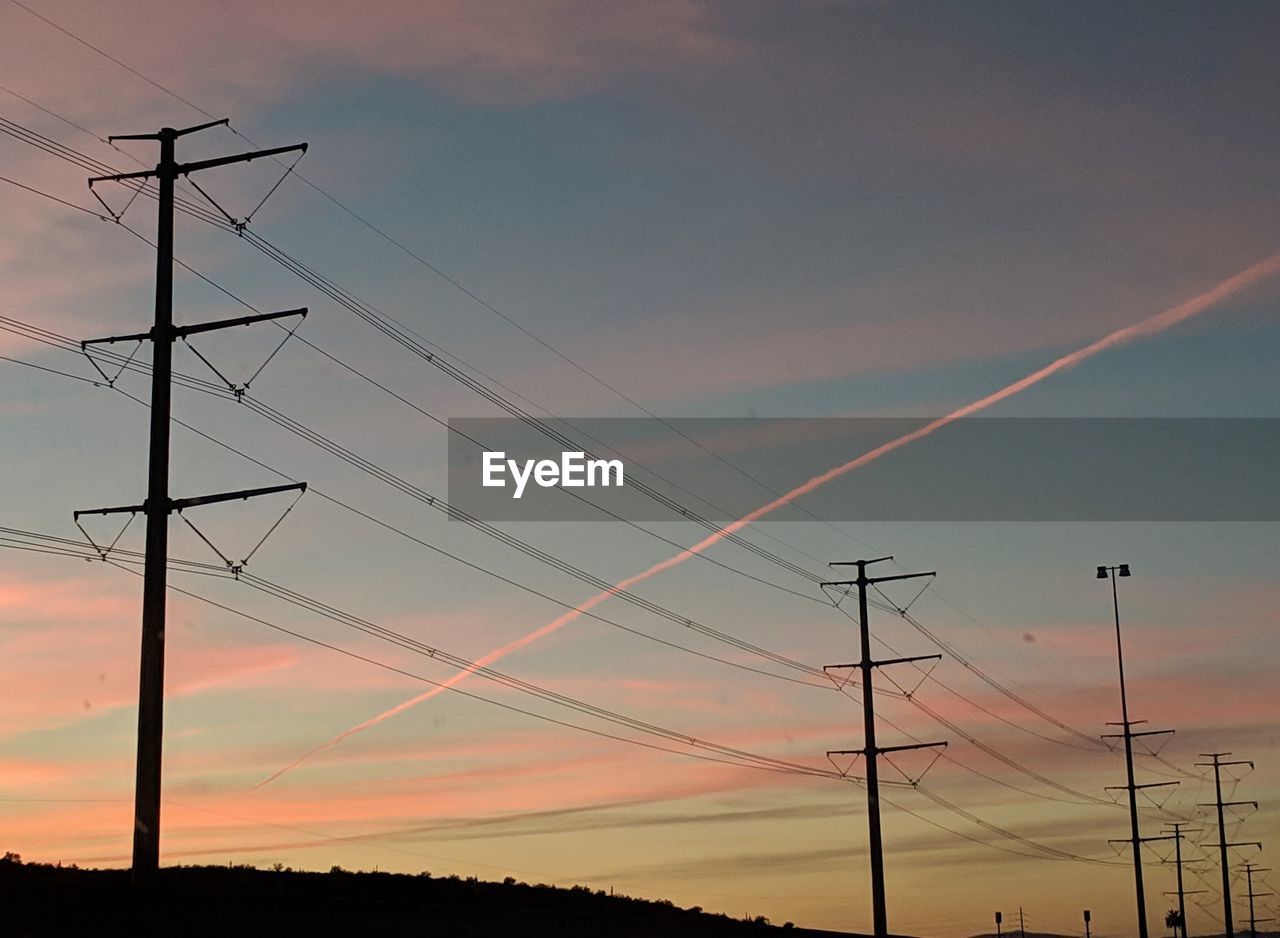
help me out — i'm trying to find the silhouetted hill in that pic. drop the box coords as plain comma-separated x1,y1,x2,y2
0,855,873,937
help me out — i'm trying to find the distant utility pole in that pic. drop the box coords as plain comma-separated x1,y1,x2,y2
1241,862,1272,938
1097,563,1177,938
1018,905,1026,938
77,119,307,884
822,557,946,938
1195,752,1259,938
1161,823,1203,938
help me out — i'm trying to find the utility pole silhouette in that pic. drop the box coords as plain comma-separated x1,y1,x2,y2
1018,905,1026,938
77,119,307,884
1097,563,1176,938
1195,752,1258,938
822,557,945,938
1161,823,1203,938
1241,862,1272,938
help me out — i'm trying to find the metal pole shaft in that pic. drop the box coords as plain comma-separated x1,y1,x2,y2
857,562,887,938
1214,759,1234,938
1246,865,1255,938
1113,570,1149,938
132,127,175,883
1173,826,1188,938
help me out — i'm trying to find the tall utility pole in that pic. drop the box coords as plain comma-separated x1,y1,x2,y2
1161,823,1201,938
1241,862,1272,938
822,556,946,938
78,119,307,884
1018,906,1026,938
1195,752,1259,938
1097,563,1176,938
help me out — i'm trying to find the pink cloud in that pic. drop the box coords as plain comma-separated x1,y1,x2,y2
0,569,308,734
3,0,740,120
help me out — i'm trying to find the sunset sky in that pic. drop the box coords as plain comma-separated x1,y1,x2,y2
1,2,1277,935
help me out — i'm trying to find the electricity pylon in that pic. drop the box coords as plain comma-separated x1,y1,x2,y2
1196,752,1259,938
1161,823,1205,938
823,556,946,938
1242,862,1272,938
77,119,307,883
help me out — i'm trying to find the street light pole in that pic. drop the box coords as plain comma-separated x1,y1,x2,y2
1099,563,1150,938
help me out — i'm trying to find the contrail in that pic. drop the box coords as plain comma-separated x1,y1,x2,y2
253,251,1280,790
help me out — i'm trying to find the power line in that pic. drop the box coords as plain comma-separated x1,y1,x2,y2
0,335,837,689
2,110,1202,847
0,527,1133,871
11,3,878,560
2,100,1121,747
3,112,1130,758
0,118,846,607
3,330,1146,822
1,326,1153,826
2,107,832,587
827,600,1120,807
0,528,858,781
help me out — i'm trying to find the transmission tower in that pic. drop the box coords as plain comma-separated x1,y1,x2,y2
1161,823,1205,938
75,119,308,883
1242,861,1272,938
822,556,946,938
1196,753,1259,938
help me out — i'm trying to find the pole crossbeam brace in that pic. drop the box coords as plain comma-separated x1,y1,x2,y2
82,307,308,349
78,118,309,888
179,142,307,178
822,556,944,938
174,307,306,339
88,140,305,186
108,118,229,142
1104,781,1179,791
826,653,941,672
172,482,306,512
830,741,947,758
82,329,154,347
1103,725,1175,740
75,483,305,521
873,653,941,670
1204,842,1263,850
75,502,147,519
